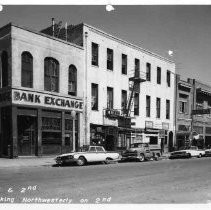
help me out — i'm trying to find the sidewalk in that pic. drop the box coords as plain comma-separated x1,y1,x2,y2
0,156,55,168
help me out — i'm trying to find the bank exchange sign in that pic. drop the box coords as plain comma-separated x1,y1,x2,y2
12,89,83,112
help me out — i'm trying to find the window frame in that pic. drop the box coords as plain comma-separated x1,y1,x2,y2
91,83,99,111
157,67,161,84
91,42,99,66
146,63,151,82
44,57,59,93
146,95,151,117
107,48,113,70
68,65,77,96
134,92,139,116
167,70,171,87
107,87,114,109
166,99,170,119
156,97,161,118
122,54,127,75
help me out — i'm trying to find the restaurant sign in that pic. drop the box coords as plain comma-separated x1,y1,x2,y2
12,89,83,112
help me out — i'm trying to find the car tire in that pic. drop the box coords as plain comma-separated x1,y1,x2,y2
198,154,202,158
187,153,191,158
105,158,112,164
77,156,86,166
138,154,145,162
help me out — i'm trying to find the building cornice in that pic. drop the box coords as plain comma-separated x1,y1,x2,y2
82,23,175,65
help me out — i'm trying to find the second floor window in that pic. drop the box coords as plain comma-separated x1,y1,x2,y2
167,70,171,87
107,48,113,70
134,93,139,116
146,95,151,117
107,87,113,109
166,99,170,119
179,101,188,113
1,51,8,87
135,58,140,77
44,57,59,92
91,83,98,110
156,97,161,118
68,65,77,96
121,90,127,113
21,52,33,88
146,63,151,81
92,42,98,66
122,54,127,75
157,67,161,84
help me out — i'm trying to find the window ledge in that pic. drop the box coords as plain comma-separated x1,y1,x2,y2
91,64,99,68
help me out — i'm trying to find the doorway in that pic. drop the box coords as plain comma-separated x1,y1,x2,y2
17,115,37,156
168,131,173,152
105,135,115,151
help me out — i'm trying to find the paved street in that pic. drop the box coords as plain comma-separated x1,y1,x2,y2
0,157,211,204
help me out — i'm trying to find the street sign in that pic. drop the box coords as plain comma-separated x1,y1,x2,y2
192,108,211,115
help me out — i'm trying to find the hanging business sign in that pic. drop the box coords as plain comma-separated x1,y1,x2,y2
12,89,83,112
192,109,211,115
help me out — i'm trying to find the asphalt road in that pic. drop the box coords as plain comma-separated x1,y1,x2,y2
0,157,211,204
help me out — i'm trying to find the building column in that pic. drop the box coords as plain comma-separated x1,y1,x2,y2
37,108,42,156
61,111,65,153
11,106,18,158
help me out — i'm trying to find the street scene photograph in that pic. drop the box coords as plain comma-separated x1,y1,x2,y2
0,1,211,207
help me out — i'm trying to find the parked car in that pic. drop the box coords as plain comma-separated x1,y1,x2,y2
55,145,121,166
204,147,211,157
169,146,205,159
121,143,160,162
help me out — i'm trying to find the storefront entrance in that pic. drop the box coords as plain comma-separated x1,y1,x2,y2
17,116,37,156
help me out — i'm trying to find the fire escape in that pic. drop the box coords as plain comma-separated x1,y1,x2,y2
125,69,146,117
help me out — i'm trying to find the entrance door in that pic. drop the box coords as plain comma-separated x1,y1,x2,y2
105,135,115,151
18,116,37,156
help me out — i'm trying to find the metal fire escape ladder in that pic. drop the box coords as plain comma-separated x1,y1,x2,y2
126,70,146,117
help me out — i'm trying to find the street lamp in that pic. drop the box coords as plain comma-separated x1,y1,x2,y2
71,110,76,152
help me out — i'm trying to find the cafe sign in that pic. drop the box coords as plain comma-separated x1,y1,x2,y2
12,89,83,112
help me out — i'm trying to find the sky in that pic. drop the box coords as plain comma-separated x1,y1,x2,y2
0,5,211,84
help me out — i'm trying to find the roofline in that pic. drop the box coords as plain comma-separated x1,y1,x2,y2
2,22,84,50
81,22,175,64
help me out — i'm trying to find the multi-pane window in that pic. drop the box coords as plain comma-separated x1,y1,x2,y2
135,58,140,77
146,63,151,81
68,65,77,96
1,51,8,87
91,83,98,110
92,42,98,66
44,57,59,92
167,70,171,87
134,93,139,115
146,95,151,117
107,48,113,70
107,87,113,109
121,90,127,113
166,99,170,119
157,67,161,84
21,52,33,88
122,54,127,75
179,101,188,113
156,97,161,118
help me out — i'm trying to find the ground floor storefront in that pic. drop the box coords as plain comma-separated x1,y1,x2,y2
0,88,83,158
89,122,174,154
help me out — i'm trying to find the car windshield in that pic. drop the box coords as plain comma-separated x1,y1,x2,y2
130,143,147,148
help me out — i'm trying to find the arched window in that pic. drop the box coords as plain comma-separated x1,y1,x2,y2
68,65,77,96
21,52,33,88
1,51,8,87
44,57,59,92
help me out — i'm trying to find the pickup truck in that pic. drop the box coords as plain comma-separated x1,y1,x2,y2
55,145,121,166
121,143,160,162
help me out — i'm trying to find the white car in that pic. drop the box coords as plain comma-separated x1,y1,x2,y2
55,145,121,166
179,146,205,158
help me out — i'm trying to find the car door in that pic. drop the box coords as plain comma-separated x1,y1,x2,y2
96,146,107,161
85,146,97,162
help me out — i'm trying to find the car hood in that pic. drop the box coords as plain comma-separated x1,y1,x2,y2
57,152,84,157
